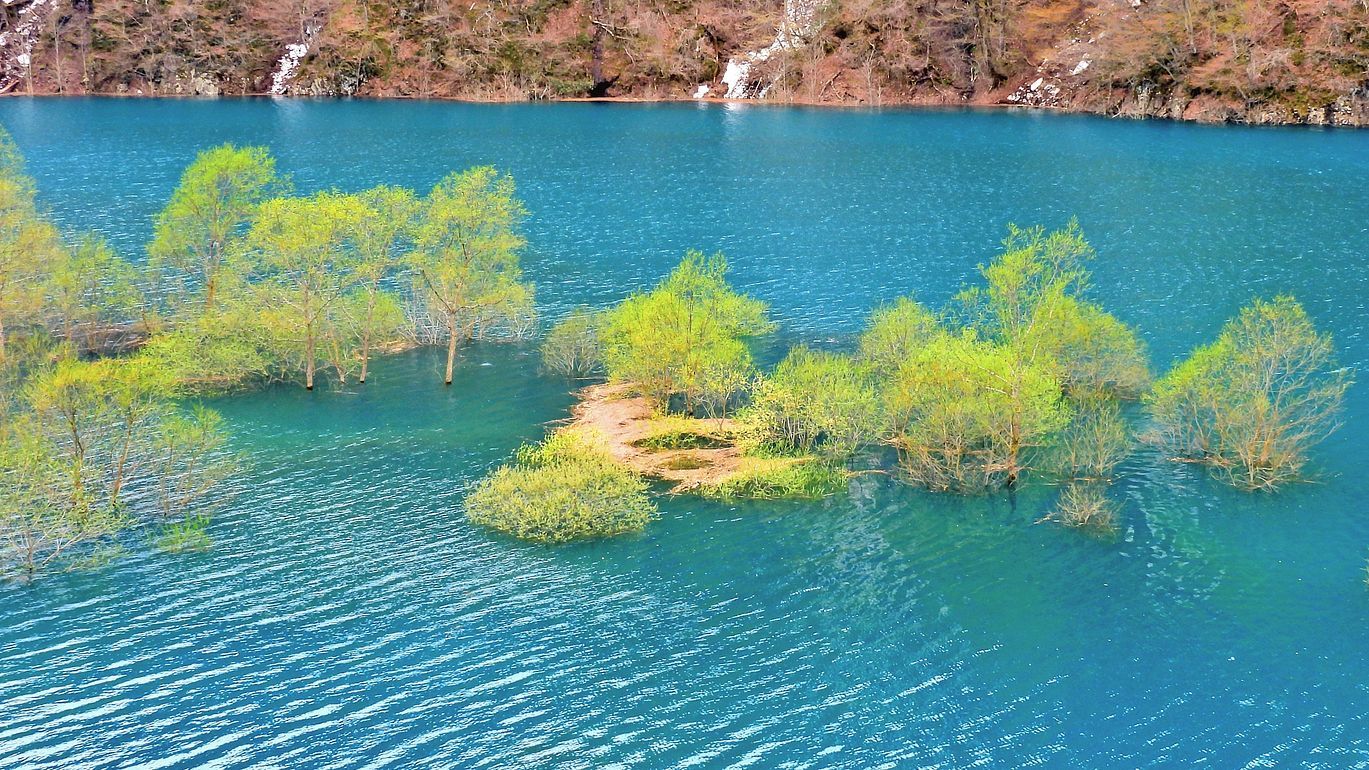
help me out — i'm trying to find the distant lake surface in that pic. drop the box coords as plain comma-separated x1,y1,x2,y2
2,98,1368,768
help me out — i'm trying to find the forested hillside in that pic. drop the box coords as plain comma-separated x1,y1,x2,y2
1,0,1365,125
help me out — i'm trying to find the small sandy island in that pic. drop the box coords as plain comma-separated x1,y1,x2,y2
567,382,803,493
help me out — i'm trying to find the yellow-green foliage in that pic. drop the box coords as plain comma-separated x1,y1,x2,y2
411,166,536,384
600,251,773,412
149,143,284,313
1028,297,1151,399
884,331,1069,492
45,234,142,352
0,125,64,364
541,306,605,378
1146,296,1351,490
136,302,278,390
699,456,849,500
957,220,1149,398
743,346,882,461
857,297,943,376
3,354,235,579
465,430,658,543
154,514,212,554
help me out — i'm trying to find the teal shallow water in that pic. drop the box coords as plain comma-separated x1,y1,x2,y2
2,99,1369,768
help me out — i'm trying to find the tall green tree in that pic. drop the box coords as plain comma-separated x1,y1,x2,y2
600,251,773,412
149,144,283,314
0,126,64,364
411,167,534,385
248,191,367,390
348,185,416,383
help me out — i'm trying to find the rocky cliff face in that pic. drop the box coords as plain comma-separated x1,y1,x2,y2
1,0,1365,126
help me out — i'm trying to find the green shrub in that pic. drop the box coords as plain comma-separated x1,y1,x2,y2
154,515,212,553
541,307,604,378
598,251,773,411
465,429,658,543
1043,482,1118,532
742,346,882,461
1146,296,1351,490
700,457,848,500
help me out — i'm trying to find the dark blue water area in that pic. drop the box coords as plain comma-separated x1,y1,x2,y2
2,99,1368,768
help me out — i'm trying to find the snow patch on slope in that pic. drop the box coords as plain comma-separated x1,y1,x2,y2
721,0,820,99
0,0,56,92
270,24,321,96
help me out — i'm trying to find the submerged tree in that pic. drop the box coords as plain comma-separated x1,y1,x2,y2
45,234,142,352
541,306,605,379
348,185,416,384
600,251,773,412
249,191,367,390
0,126,64,363
1146,296,1351,490
744,346,882,461
0,420,128,580
884,332,1069,491
149,144,283,314
2,353,235,580
411,166,535,385
1047,395,1132,483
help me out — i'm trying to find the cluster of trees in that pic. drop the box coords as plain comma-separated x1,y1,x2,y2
1095,0,1369,113
0,131,236,581
2,128,537,579
543,222,1349,534
143,145,534,390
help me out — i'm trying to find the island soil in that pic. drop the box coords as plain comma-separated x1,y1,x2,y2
568,382,800,493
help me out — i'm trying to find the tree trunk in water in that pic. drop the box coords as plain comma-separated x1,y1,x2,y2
0,314,6,363
359,293,375,384
204,276,217,314
305,327,316,390
444,319,458,385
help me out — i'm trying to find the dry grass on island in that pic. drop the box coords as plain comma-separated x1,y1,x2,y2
567,382,834,497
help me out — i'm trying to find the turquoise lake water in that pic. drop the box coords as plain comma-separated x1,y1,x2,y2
2,99,1369,768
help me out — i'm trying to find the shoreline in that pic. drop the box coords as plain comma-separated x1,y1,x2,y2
1,90,1363,130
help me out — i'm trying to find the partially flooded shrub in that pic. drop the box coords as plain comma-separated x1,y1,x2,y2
541,307,604,378
699,457,848,500
1048,397,1132,482
1146,296,1351,490
1044,482,1118,532
465,429,657,543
